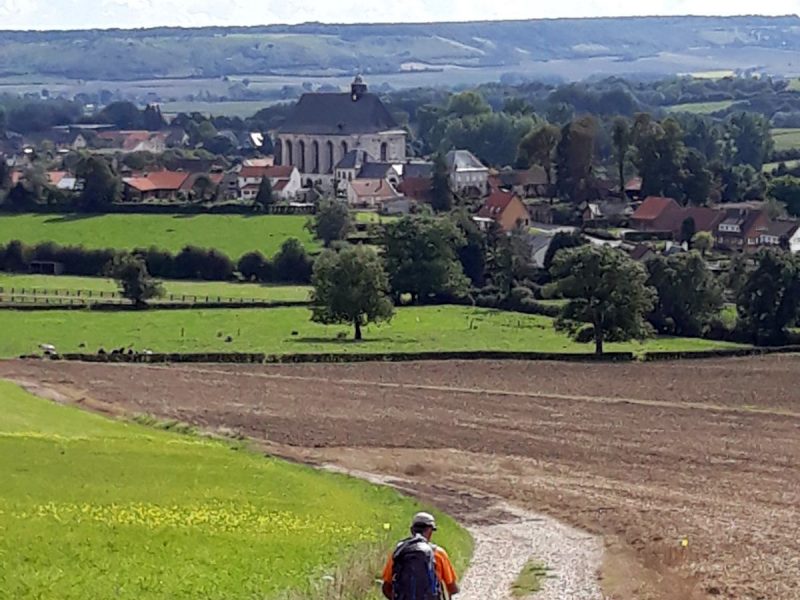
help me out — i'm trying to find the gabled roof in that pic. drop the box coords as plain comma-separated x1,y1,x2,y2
397,177,432,199
358,162,394,179
124,170,189,192
445,150,486,171
477,190,517,218
632,196,682,221
681,206,724,234
279,93,398,135
239,165,295,179
349,178,401,200
625,177,643,192
765,220,799,238
46,171,68,186
402,162,433,179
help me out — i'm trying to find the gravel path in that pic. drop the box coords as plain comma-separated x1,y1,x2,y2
460,502,605,600
322,466,604,600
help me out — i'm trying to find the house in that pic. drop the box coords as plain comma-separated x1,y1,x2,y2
347,178,402,208
630,196,684,231
46,171,80,191
334,150,372,190
476,191,531,232
759,220,800,251
96,130,168,154
446,150,489,197
526,200,554,225
180,172,225,199
715,208,769,251
625,177,643,201
677,206,725,239
582,198,634,227
237,165,302,201
397,177,432,203
122,170,190,201
716,208,767,250
275,75,406,191
629,244,657,262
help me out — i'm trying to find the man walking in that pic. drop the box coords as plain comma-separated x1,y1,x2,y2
382,512,460,600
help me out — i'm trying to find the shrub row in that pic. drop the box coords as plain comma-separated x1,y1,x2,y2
0,239,314,284
623,230,674,242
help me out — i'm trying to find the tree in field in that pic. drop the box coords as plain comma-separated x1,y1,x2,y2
551,245,655,354
646,252,723,337
518,123,561,199
384,216,468,304
77,156,120,211
311,245,394,341
306,199,352,247
255,176,274,210
98,101,143,129
430,153,453,212
237,251,268,282
611,116,631,197
736,249,800,346
692,231,714,257
109,254,164,307
485,223,534,299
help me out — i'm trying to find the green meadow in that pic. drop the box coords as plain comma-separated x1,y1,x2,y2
771,128,800,153
0,214,318,259
0,305,743,358
665,100,734,114
0,380,472,599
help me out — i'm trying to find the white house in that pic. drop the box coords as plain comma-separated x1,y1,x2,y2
238,165,303,201
445,150,489,196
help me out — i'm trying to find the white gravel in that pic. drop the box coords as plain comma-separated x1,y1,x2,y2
322,465,605,600
459,502,605,600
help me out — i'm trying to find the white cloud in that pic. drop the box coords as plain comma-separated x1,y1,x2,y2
0,0,796,29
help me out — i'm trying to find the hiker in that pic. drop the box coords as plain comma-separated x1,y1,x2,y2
382,512,460,600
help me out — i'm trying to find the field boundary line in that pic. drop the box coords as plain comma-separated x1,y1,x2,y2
118,363,800,420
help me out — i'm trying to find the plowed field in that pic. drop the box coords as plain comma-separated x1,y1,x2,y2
3,356,799,600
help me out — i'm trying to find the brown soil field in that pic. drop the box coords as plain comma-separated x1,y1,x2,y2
2,356,799,600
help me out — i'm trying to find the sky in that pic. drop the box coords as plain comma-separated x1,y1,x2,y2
0,0,797,30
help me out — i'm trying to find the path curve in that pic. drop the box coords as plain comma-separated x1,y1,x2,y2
322,466,605,600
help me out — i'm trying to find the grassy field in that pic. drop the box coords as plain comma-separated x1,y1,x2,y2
665,100,734,114
771,128,800,153
0,305,743,358
789,78,800,92
354,212,401,224
0,273,311,302
0,380,472,599
762,159,800,173
160,100,268,118
0,214,318,259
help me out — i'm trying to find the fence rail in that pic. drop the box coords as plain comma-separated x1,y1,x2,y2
0,286,302,307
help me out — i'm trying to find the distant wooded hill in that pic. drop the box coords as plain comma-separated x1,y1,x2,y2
1,15,799,82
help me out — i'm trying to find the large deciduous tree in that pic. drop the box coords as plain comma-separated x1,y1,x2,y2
726,112,774,170
311,245,394,341
384,216,468,304
631,114,686,199
551,245,655,354
736,249,800,346
76,156,120,211
555,116,597,202
646,252,723,337
430,153,453,212
306,199,352,247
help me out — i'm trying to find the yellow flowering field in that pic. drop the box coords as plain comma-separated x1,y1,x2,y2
0,381,472,599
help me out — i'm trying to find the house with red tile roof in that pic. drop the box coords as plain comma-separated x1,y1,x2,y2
476,190,531,232
630,196,683,231
96,130,167,154
347,178,402,208
122,170,190,200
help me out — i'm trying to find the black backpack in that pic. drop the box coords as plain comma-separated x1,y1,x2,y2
391,535,440,600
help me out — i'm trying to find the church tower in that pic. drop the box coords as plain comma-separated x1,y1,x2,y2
351,75,368,101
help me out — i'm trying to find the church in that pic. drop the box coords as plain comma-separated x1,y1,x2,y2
274,76,407,191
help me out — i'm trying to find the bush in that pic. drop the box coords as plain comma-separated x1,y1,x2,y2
575,325,595,344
